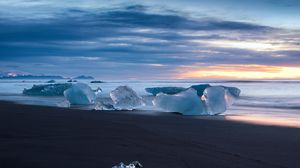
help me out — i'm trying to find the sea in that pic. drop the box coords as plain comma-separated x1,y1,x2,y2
0,79,300,127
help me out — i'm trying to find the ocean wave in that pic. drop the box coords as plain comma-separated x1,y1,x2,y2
234,104,300,110
233,96,300,110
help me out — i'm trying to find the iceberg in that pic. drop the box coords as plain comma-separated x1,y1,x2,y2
63,83,97,105
202,86,227,115
95,101,115,110
223,86,241,97
145,87,186,96
94,97,115,111
189,84,211,96
145,84,211,97
145,84,239,98
151,84,241,115
153,88,206,115
94,87,102,97
112,161,143,168
23,83,72,96
224,89,236,107
110,86,144,110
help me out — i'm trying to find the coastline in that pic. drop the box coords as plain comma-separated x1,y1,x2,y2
0,100,300,168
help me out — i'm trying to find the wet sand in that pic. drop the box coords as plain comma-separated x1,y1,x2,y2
0,101,299,168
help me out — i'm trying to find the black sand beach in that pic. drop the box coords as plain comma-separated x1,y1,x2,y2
0,101,300,168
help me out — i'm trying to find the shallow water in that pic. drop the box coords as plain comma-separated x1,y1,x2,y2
0,79,299,127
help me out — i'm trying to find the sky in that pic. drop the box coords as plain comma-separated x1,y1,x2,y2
0,0,300,80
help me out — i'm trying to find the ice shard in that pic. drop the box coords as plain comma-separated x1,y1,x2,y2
202,86,227,115
64,83,96,105
110,86,144,110
153,88,206,115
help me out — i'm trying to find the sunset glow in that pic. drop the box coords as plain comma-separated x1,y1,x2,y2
226,115,300,128
179,65,300,79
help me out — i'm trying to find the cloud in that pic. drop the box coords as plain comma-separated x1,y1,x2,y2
0,4,299,79
0,5,272,58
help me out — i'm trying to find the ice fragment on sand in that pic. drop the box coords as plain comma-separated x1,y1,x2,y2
202,86,227,115
151,84,240,115
112,161,143,168
153,88,206,115
64,83,97,105
110,86,144,110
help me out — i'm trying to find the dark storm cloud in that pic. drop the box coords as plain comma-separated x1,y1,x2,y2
0,5,271,58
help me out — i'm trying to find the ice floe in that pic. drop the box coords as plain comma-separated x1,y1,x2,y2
202,86,227,115
145,84,236,97
110,86,144,110
64,83,97,105
23,82,240,115
223,86,241,97
23,83,72,96
145,87,186,96
112,161,143,168
153,88,206,115
190,84,211,96
153,85,240,115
